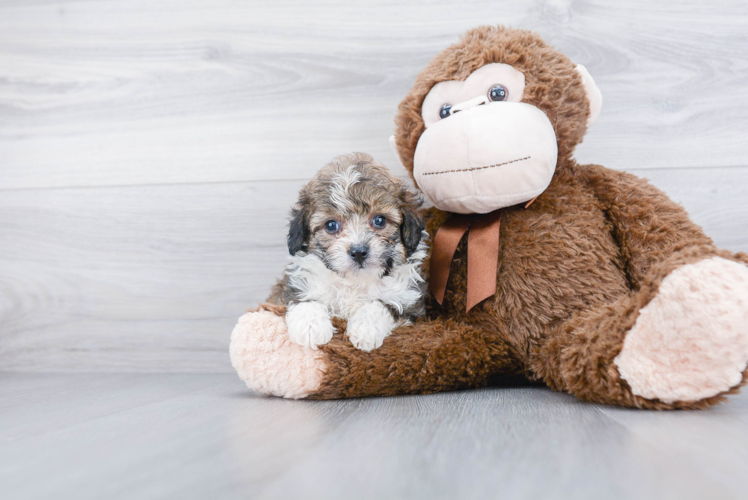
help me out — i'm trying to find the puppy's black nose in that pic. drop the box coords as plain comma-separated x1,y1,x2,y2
349,245,369,265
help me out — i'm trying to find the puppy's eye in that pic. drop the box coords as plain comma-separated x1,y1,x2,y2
488,84,508,102
324,220,340,234
439,104,452,119
370,215,387,229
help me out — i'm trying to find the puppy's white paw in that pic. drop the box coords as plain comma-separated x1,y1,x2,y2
347,301,396,352
286,302,335,349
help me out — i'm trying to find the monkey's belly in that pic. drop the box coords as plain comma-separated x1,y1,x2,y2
431,200,630,349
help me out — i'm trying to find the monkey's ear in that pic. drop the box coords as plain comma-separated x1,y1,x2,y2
576,64,602,126
287,191,311,256
399,187,425,257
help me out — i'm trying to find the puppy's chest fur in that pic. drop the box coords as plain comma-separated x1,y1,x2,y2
284,251,425,319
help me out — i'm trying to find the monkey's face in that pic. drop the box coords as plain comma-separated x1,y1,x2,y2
415,63,559,214
393,27,602,215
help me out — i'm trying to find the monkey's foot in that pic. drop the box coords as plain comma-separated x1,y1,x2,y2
230,309,326,399
615,257,748,403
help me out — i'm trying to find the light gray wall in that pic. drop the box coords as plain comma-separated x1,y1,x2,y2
1,0,747,372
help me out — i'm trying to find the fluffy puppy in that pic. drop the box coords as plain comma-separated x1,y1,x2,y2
269,152,427,351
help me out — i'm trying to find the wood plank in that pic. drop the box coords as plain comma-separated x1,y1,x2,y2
0,373,224,442
0,180,300,372
1,0,748,190
260,389,748,500
0,166,747,372
600,394,748,495
1,374,747,500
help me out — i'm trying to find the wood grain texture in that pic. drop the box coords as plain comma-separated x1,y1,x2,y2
1,0,747,190
1,374,747,500
1,0,748,372
1,168,747,372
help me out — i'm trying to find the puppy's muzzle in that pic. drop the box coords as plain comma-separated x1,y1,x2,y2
349,244,369,266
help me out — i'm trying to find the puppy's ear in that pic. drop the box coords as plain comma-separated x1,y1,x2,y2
287,189,311,256
399,187,424,256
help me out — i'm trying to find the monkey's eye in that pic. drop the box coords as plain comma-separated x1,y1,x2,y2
439,104,452,119
370,215,387,229
488,84,508,102
324,220,341,234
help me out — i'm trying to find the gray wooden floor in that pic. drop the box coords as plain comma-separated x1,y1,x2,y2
3,1,748,498
0,373,746,500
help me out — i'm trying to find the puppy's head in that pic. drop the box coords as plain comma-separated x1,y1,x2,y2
288,153,424,276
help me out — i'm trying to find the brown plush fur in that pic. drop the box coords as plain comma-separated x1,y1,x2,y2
261,26,748,408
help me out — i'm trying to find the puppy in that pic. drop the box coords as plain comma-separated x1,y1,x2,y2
269,152,427,351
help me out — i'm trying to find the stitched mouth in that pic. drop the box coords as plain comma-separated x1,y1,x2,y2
421,156,531,176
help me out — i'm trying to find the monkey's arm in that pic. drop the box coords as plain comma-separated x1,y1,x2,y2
230,308,518,399
577,163,715,289
314,317,517,398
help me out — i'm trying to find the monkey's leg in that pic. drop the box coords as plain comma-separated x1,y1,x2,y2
230,306,519,399
531,248,748,409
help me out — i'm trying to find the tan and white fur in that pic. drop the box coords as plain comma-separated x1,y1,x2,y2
269,153,427,352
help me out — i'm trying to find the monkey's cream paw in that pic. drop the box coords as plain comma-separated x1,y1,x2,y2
286,302,336,349
347,301,396,352
229,310,326,399
615,257,748,403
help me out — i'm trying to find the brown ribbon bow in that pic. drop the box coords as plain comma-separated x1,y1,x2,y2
429,209,502,312
429,197,538,312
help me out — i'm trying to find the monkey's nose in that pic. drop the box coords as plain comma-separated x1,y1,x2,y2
349,245,369,265
450,95,489,114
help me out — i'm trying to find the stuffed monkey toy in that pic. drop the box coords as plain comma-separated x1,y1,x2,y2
230,26,748,409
